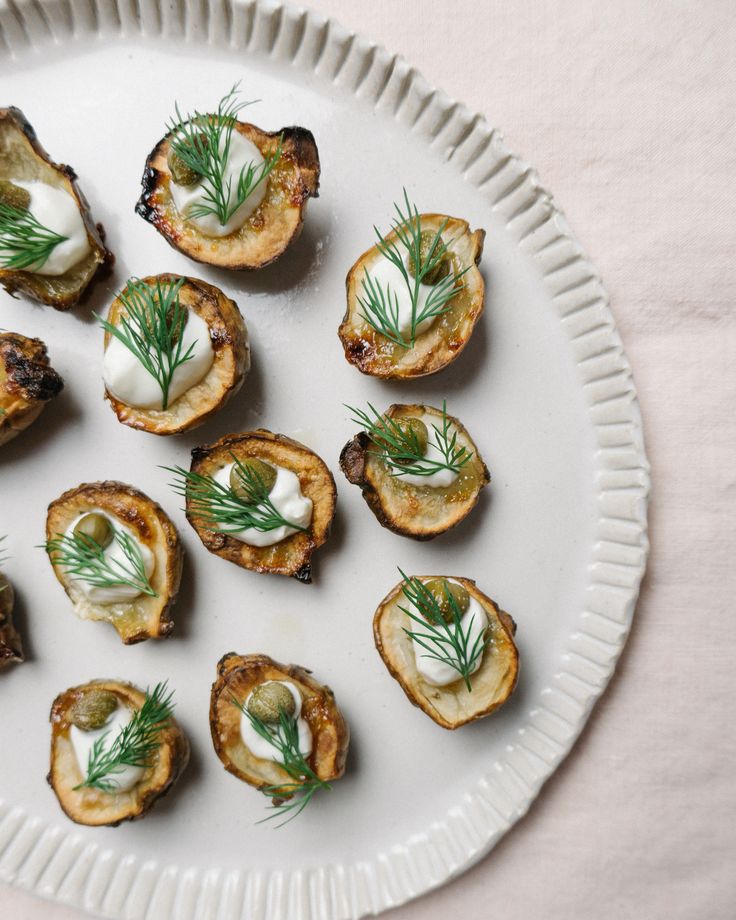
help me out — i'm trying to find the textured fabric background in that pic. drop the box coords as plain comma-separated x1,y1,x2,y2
3,0,734,918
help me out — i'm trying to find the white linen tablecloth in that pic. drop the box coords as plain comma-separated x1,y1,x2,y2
3,1,734,917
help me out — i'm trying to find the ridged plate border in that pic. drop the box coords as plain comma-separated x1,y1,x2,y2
0,1,650,917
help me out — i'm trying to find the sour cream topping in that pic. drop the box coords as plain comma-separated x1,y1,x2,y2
102,307,214,410
363,255,451,339
390,412,461,488
13,180,91,276
70,703,145,792
64,510,155,605
240,681,313,763
213,462,313,548
169,131,268,238
408,579,488,687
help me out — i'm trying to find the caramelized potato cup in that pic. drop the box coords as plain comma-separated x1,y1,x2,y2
0,332,63,447
374,577,519,729
48,679,189,827
339,214,484,378
0,569,23,668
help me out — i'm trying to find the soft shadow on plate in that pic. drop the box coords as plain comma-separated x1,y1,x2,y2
0,385,80,466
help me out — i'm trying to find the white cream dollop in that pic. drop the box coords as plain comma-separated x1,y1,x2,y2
13,180,91,276
390,412,461,488
213,462,313,548
240,682,313,763
102,307,214,410
363,256,449,340
70,703,145,792
409,580,488,687
169,131,268,238
64,511,155,605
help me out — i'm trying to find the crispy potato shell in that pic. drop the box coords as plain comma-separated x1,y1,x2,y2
136,123,319,270
48,679,189,827
45,481,183,644
103,274,250,435
0,332,63,447
338,214,485,378
373,577,519,729
0,571,23,668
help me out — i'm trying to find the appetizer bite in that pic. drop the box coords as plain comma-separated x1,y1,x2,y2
210,653,349,822
169,431,336,583
48,679,188,826
136,84,320,270
374,573,519,729
338,191,484,378
100,273,249,435
0,537,23,668
0,332,63,446
44,481,183,644
341,401,489,539
0,107,110,309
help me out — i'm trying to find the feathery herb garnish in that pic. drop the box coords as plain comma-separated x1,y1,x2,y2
399,570,489,691
166,455,309,536
232,695,330,825
167,83,283,227
358,189,469,347
0,203,68,271
347,401,473,478
44,528,158,598
98,276,196,410
74,682,175,792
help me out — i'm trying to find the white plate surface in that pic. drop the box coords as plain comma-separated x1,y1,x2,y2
0,2,650,918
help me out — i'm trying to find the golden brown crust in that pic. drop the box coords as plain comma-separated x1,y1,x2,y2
0,332,64,447
0,107,111,309
340,403,490,540
0,571,23,668
338,214,485,378
373,577,519,729
209,653,349,795
48,679,189,827
187,430,337,582
45,481,183,644
136,123,320,270
103,274,250,435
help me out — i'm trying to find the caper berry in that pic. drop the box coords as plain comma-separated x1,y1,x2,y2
167,135,208,187
73,512,114,550
406,230,452,285
230,458,277,498
0,180,31,211
423,578,471,623
70,689,119,732
372,417,429,463
247,681,296,724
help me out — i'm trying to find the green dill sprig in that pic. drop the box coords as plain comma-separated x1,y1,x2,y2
166,455,309,536
358,189,469,347
231,695,330,825
44,529,158,598
399,570,489,692
0,203,68,271
347,401,473,478
75,682,175,792
98,276,196,410
167,83,283,226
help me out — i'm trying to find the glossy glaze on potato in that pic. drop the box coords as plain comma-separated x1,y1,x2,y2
0,332,63,447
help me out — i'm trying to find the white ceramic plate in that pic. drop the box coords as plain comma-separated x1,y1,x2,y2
0,2,650,918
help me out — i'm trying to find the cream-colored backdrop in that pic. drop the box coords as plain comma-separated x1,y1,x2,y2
3,1,734,918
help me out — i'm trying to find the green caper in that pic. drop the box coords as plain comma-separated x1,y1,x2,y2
423,578,471,623
167,135,207,187
406,230,452,285
372,417,429,463
0,180,31,211
70,689,119,732
73,513,114,550
230,458,277,498
247,681,296,724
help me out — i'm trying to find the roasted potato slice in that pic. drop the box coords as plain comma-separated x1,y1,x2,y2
340,403,489,540
374,576,519,729
210,653,349,798
103,274,250,435
0,569,23,668
338,214,484,378
0,332,63,447
136,123,319,270
48,679,189,826
0,107,110,309
185,431,337,582
45,481,183,644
